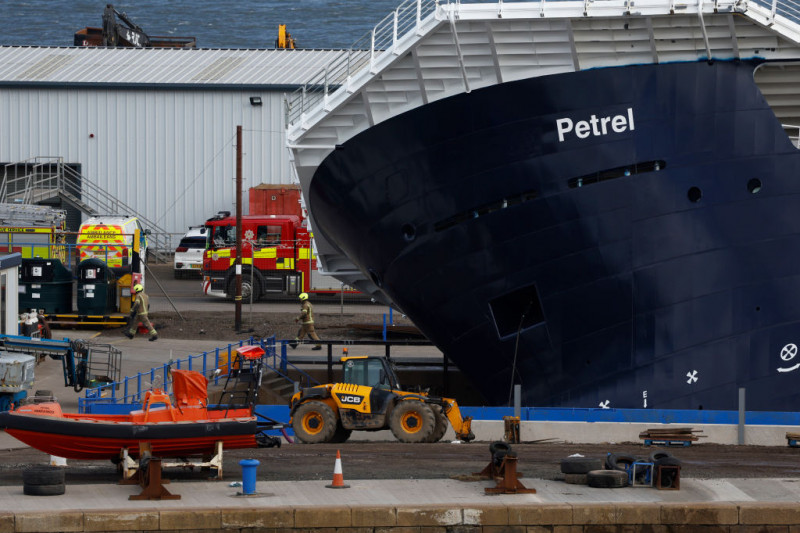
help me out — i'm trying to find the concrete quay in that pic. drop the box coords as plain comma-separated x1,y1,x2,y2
3,477,800,532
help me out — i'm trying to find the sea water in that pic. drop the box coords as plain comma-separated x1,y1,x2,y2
1,0,404,49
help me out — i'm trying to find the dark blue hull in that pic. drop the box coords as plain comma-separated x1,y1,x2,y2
309,59,800,411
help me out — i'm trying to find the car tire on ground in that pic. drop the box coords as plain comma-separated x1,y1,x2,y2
22,465,65,486
649,449,673,462
23,483,65,496
587,469,628,488
560,457,603,474
605,452,636,472
563,473,588,485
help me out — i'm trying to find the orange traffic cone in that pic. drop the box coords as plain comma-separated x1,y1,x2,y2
326,450,350,489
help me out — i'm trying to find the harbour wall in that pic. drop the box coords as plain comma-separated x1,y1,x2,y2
255,404,800,446
8,502,800,532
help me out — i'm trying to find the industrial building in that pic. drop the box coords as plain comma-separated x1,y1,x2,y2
0,46,346,252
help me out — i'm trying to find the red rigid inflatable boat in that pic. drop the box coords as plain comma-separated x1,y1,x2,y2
0,369,261,460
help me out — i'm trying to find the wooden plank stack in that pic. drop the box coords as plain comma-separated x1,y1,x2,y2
639,427,705,446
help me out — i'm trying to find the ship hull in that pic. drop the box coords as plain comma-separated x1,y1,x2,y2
309,59,800,411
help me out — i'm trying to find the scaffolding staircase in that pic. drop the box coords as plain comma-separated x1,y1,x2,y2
1,156,170,261
285,0,800,302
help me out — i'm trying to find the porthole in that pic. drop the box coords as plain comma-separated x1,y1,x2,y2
687,187,702,203
748,178,762,194
401,224,416,242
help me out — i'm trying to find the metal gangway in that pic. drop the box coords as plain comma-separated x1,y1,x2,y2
0,157,170,262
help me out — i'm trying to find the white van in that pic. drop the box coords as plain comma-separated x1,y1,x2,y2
173,226,207,278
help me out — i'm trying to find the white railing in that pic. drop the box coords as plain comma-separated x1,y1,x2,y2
750,0,800,25
285,0,438,126
0,157,172,260
284,0,800,129
783,124,800,147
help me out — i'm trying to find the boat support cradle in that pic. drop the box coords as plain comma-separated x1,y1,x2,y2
119,440,224,481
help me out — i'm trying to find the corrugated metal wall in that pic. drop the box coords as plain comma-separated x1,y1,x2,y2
0,87,290,245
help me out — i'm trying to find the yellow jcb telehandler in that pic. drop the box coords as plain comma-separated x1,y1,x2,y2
289,355,475,444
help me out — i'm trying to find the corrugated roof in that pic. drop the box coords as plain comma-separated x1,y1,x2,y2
0,46,350,87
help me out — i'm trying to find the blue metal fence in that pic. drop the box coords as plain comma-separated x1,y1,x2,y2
78,335,319,413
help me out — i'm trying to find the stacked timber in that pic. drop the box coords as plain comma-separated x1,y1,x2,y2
639,427,705,445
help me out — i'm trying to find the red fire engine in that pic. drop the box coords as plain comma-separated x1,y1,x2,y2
201,212,355,301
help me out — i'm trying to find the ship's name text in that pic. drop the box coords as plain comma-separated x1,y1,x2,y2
556,108,635,142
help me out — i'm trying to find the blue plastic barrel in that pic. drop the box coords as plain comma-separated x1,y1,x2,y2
239,458,260,494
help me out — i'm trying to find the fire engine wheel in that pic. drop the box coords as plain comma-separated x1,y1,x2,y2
228,276,261,302
424,404,448,443
293,401,337,444
389,401,435,443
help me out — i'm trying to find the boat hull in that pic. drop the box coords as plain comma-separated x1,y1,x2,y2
309,59,800,411
0,411,258,460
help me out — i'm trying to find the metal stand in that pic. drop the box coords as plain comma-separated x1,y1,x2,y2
655,465,681,490
630,461,653,487
474,452,536,494
120,443,180,500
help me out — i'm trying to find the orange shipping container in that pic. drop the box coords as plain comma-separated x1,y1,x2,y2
249,184,302,217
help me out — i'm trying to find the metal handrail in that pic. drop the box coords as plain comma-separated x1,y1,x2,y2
77,336,320,412
285,0,800,130
285,0,438,125
0,156,171,261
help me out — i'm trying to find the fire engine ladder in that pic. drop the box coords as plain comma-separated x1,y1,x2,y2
0,157,170,262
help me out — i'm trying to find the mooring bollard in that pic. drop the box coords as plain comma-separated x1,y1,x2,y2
239,458,260,495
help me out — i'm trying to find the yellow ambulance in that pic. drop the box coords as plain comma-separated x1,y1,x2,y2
76,216,148,277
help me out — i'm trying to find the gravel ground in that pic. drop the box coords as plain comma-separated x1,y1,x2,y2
14,300,800,485
0,440,797,485
132,310,421,343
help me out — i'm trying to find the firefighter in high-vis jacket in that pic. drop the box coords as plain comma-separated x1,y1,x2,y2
290,292,321,350
125,284,158,341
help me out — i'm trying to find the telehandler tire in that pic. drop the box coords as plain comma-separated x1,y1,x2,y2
293,401,337,443
389,401,435,443
424,404,448,443
330,422,353,443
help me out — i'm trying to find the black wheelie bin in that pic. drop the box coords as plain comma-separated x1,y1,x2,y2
18,258,74,313
77,258,117,314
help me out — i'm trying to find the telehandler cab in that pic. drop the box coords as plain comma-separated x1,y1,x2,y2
289,355,475,444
